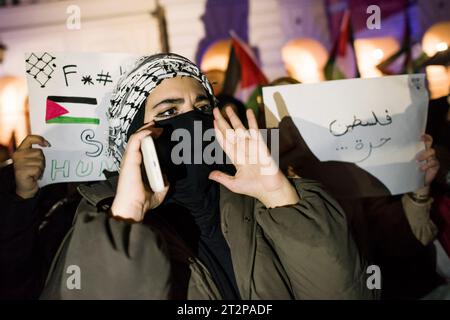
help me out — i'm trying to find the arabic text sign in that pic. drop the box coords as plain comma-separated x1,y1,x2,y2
263,74,429,195
26,52,138,187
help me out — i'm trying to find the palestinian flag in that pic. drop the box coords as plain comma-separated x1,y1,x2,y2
245,85,264,117
221,31,268,115
377,46,428,75
376,2,428,75
324,9,360,80
419,48,450,68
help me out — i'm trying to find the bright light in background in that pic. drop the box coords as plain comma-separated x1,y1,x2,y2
200,39,231,72
436,41,448,52
287,51,319,83
0,76,28,146
423,22,450,56
354,37,400,78
426,66,449,99
281,38,328,83
422,21,450,99
371,48,384,61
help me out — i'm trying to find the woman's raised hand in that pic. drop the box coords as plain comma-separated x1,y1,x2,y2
209,107,299,208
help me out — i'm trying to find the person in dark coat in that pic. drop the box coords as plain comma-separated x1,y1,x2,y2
2,53,373,300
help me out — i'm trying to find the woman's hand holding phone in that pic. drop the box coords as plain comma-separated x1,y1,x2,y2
111,123,169,222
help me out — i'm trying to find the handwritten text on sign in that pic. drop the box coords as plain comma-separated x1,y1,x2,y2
26,52,138,186
262,74,429,195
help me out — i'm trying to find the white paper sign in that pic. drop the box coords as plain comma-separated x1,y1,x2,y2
25,52,138,187
263,74,429,195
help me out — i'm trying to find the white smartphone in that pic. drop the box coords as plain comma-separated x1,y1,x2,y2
141,136,165,192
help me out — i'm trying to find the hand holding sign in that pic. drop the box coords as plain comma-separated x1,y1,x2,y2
12,135,50,199
418,134,440,187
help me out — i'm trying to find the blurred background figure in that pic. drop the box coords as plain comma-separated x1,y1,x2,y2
0,144,10,168
204,69,225,96
216,94,248,127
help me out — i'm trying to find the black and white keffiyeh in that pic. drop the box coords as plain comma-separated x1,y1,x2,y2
108,53,215,167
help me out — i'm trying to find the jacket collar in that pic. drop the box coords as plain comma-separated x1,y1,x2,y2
76,174,118,209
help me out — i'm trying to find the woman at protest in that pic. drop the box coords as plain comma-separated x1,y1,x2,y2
1,53,373,299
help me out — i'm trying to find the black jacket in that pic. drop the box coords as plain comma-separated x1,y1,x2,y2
0,164,80,299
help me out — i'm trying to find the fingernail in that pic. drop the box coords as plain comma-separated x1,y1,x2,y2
45,140,51,147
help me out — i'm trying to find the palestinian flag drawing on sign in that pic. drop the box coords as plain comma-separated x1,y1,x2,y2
45,96,99,125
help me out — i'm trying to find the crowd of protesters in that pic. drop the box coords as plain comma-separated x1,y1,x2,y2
0,53,449,300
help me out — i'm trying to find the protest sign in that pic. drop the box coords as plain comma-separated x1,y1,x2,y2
263,74,429,195
25,52,138,187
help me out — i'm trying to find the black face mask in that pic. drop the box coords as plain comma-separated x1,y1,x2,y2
153,110,241,299
153,109,223,235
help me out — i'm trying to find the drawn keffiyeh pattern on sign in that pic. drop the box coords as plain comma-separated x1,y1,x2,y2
25,52,56,88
